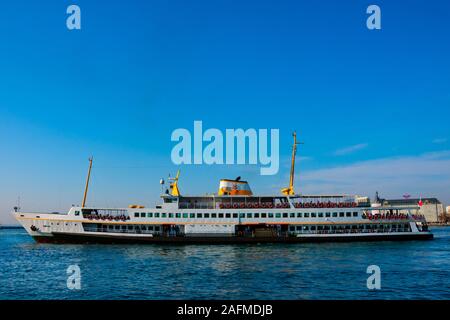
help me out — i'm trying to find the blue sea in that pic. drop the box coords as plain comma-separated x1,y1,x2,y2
0,227,449,300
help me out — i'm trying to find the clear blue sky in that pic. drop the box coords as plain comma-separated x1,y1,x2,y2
1,0,449,224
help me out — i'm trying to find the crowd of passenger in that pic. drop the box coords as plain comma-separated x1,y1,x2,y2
293,201,358,208
83,214,130,221
362,212,425,220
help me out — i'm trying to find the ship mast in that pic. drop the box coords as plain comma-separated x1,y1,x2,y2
169,169,181,196
81,157,93,208
281,132,302,196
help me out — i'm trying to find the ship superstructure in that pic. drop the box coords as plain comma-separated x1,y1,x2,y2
14,133,433,243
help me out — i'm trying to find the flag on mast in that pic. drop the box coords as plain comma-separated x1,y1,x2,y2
418,197,423,207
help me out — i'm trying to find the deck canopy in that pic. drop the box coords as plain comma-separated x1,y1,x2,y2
174,194,368,209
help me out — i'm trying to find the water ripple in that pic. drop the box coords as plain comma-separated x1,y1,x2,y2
0,227,449,299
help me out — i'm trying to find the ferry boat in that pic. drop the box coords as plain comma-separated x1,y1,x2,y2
14,133,433,244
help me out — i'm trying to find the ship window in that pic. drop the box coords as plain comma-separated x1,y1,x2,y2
318,212,324,218
226,213,231,218
268,213,274,218
289,226,295,231
346,212,351,217
218,213,224,218
233,213,238,218
155,226,160,231
325,212,331,218
204,213,210,218
311,213,316,218
339,212,344,217
254,213,260,218
211,213,217,218
121,225,126,230
352,225,358,229
297,212,302,218
147,213,153,218
197,213,203,218
290,213,295,218
353,212,358,217
239,213,245,218
283,213,288,218
296,226,302,231
318,225,323,230
162,213,167,218
303,226,309,230
141,226,147,231
304,212,309,218
169,213,174,218
75,211,80,216
155,212,160,218
176,213,181,218
310,226,316,231
189,213,195,218
128,225,133,230
276,213,282,218
149,226,154,231
324,226,330,231
246,213,252,218
332,212,338,217
183,213,188,218
140,212,146,218
134,212,139,217
115,225,120,230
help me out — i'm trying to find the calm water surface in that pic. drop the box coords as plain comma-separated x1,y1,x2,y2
0,227,449,300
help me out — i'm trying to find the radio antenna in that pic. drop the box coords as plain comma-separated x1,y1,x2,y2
81,157,93,208
281,132,303,196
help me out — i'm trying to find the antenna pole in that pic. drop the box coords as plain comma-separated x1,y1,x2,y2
281,132,303,196
289,132,297,190
82,157,93,208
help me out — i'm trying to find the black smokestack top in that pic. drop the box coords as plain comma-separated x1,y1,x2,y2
235,176,241,181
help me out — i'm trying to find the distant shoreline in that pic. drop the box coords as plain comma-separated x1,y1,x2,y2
0,226,23,229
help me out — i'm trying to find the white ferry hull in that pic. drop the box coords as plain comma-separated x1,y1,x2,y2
14,202,433,245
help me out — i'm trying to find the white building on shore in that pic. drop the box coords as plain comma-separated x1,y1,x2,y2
374,193,445,223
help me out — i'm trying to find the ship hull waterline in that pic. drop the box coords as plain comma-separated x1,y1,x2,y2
32,232,434,244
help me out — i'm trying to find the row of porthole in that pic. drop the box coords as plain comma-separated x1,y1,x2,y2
134,211,360,219
48,222,78,226
289,223,411,231
99,224,161,231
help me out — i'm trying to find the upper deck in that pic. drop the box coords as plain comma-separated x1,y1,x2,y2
161,194,370,210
